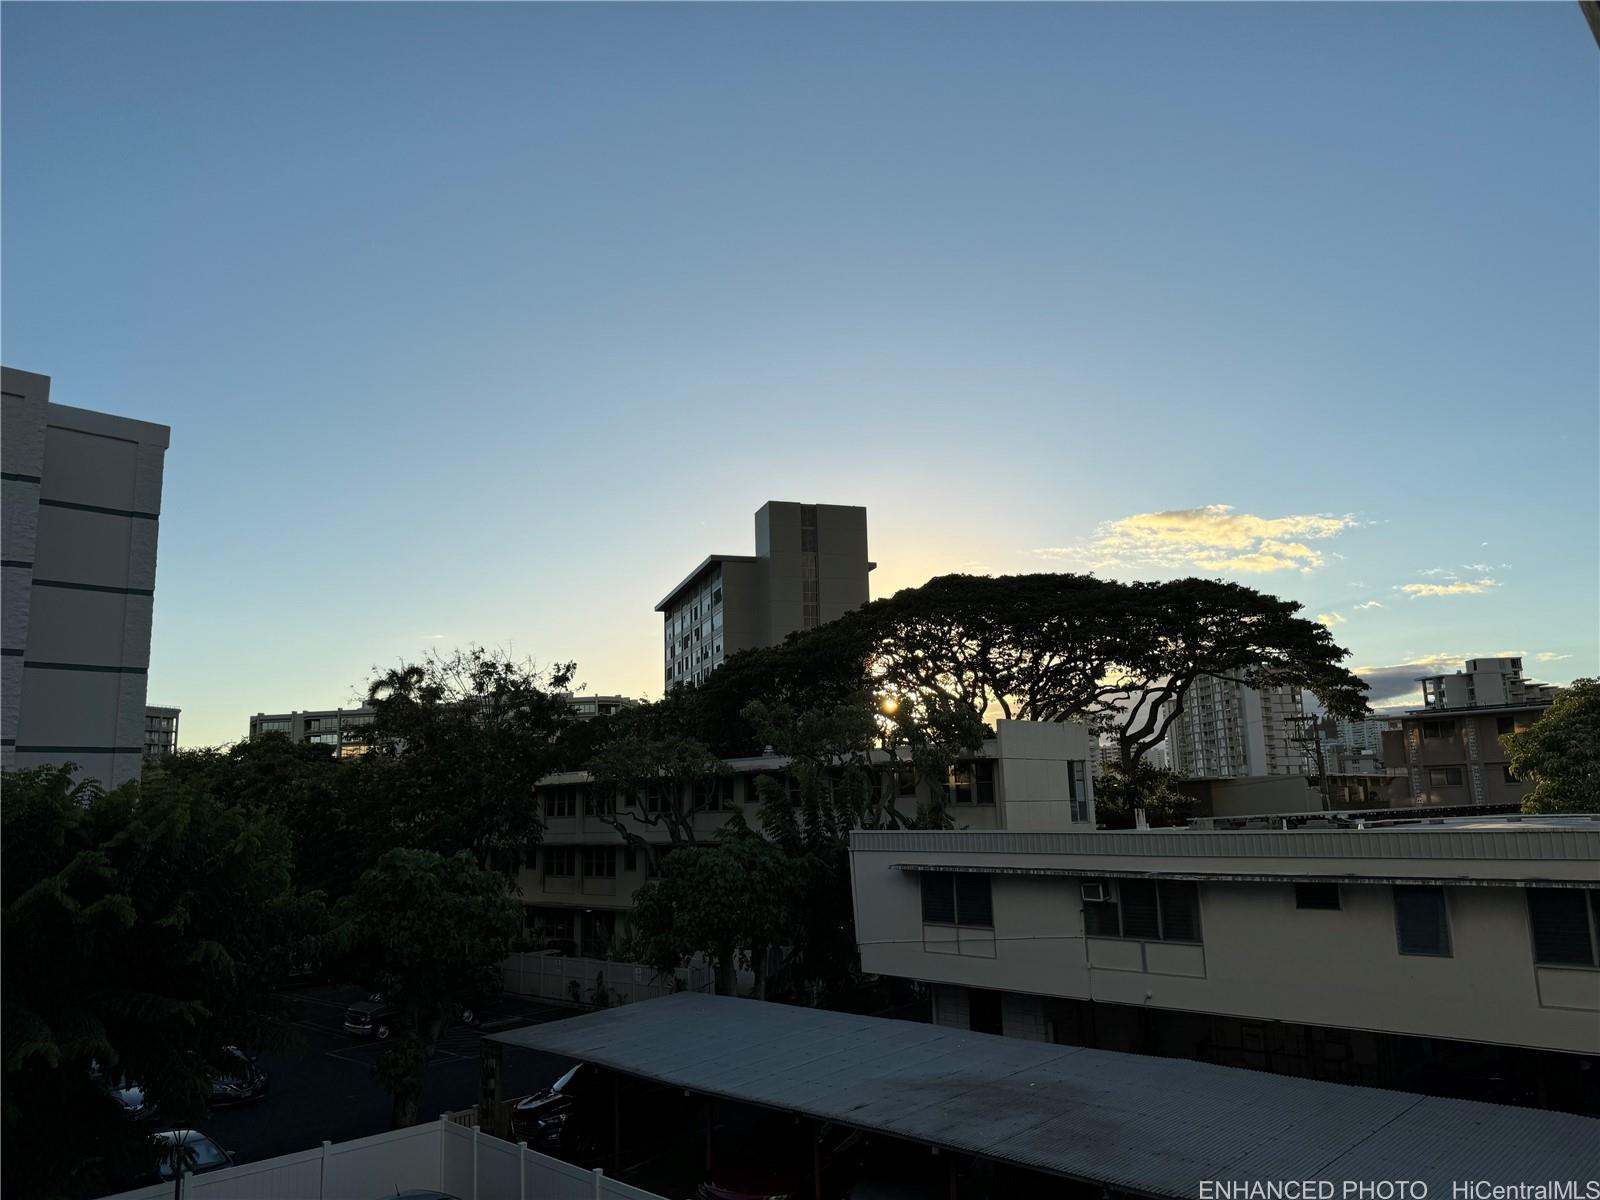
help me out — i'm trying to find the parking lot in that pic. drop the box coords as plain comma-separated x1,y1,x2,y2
202,984,578,1164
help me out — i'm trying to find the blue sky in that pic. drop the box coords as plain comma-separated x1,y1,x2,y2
4,2,1595,748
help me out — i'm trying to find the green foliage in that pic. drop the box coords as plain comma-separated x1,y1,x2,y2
2,766,310,1199
1091,762,1196,829
584,710,729,858
354,647,576,877
338,848,521,1126
1506,679,1599,814
628,834,790,996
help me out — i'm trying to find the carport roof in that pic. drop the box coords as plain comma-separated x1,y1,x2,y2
491,994,1600,1199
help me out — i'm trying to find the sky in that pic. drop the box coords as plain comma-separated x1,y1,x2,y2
3,2,1595,749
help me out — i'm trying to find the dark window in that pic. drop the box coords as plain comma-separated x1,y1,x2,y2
1421,720,1456,739
1295,883,1342,911
968,989,1003,1035
623,847,638,873
893,764,918,797
542,847,575,877
1157,881,1201,942
1501,764,1519,784
1068,761,1089,823
693,776,735,812
582,847,615,879
949,765,975,805
955,875,994,928
1119,880,1162,940
1083,894,1121,937
921,873,992,928
1427,767,1464,787
1496,716,1517,736
643,781,677,814
921,874,955,924
1527,889,1599,967
973,760,996,805
1395,886,1451,956
545,785,579,818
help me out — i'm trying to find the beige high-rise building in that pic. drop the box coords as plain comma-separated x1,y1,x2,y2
1165,673,1307,778
2,367,170,789
656,501,872,690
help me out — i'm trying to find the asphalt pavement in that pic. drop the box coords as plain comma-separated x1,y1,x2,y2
201,984,578,1164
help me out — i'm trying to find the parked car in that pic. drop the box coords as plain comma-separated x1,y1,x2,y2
343,994,481,1040
696,1167,801,1200
90,1060,155,1121
508,1063,690,1167
208,1047,269,1107
154,1129,233,1180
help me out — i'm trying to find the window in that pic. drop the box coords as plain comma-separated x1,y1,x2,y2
643,781,677,814
1084,880,1202,943
919,873,993,929
1421,720,1456,740
582,847,616,879
1394,886,1451,956
1527,889,1600,967
1501,764,1519,784
692,776,735,812
1427,767,1464,787
542,847,576,877
974,760,996,805
1295,882,1341,910
1068,761,1089,823
585,789,614,816
623,847,638,873
949,765,974,805
545,785,581,819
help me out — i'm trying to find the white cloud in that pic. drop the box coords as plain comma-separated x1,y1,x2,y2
1034,504,1357,575
1399,578,1497,598
1354,600,1385,610
1317,612,1346,627
1535,652,1571,663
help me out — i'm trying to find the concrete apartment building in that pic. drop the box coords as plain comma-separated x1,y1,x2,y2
1381,657,1557,807
248,695,638,754
850,815,1600,1110
1165,673,1308,779
657,501,871,690
144,704,180,761
2,367,170,789
517,719,1097,956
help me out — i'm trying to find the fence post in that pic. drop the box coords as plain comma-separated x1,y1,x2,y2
518,1140,528,1200
472,1126,480,1200
319,1139,330,1200
438,1114,450,1190
592,1166,606,1200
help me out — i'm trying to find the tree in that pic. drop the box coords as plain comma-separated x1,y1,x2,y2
2,766,310,1199
1505,679,1599,814
354,647,576,877
584,714,730,868
1091,762,1196,829
339,849,521,1127
628,834,790,997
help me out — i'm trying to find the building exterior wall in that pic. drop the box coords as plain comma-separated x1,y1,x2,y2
1386,705,1546,807
850,825,1600,1057
144,705,180,760
2,368,170,790
249,695,637,752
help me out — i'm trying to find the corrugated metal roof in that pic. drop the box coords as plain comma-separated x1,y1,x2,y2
492,995,1600,1198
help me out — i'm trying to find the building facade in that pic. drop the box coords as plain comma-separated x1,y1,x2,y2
1417,657,1559,711
3,367,170,789
144,705,180,761
248,694,637,752
1165,674,1307,778
518,719,1097,956
850,816,1600,1110
656,502,871,691
1381,701,1550,807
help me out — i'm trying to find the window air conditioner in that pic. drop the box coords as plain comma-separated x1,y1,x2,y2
1080,882,1108,903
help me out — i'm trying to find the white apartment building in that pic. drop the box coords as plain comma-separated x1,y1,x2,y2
1418,656,1559,710
656,502,871,690
518,720,1097,955
248,694,639,753
1165,673,1307,778
850,815,1600,1110
144,705,180,761
3,367,170,789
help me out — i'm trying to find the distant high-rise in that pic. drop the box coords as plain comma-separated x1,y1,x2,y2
656,502,872,690
1165,674,1307,778
144,705,181,762
2,367,170,789
1417,657,1557,711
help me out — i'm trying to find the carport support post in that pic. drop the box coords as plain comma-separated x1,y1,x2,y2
479,1036,506,1137
611,1072,622,1172
812,1126,824,1200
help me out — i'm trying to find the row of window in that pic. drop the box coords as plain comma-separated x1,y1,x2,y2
540,845,642,878
915,874,1600,967
1420,715,1532,740
1425,765,1519,787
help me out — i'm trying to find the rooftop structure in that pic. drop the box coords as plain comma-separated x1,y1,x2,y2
489,994,1600,1198
1415,656,1558,712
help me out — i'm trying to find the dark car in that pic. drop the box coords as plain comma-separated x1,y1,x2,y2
154,1129,233,1180
208,1047,269,1107
343,994,481,1040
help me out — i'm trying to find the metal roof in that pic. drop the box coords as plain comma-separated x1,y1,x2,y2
491,994,1600,1198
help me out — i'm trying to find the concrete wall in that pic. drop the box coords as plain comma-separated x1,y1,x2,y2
2,370,170,789
851,835,1600,1055
994,719,1095,831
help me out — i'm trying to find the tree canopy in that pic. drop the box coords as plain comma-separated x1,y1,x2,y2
1505,679,1599,815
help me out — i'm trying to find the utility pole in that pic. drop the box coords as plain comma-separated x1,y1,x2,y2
1287,714,1331,811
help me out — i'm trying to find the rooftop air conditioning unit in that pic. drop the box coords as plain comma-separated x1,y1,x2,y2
1080,882,1108,903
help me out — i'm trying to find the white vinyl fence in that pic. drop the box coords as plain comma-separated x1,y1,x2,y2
98,1116,666,1200
501,952,711,1007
